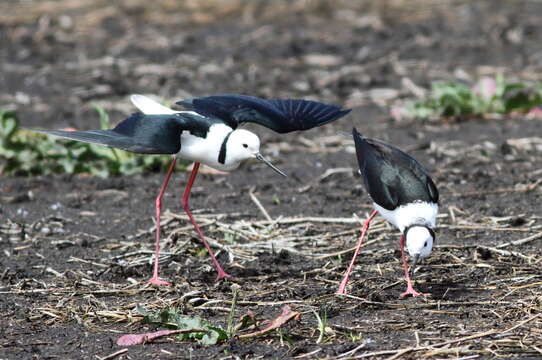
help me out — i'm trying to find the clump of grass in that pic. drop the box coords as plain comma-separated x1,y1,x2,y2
0,108,177,177
396,75,542,121
313,307,328,344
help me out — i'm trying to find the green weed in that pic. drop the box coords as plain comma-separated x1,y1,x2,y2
226,286,240,339
348,332,363,342
313,307,328,344
0,108,179,177
137,306,228,345
398,75,542,121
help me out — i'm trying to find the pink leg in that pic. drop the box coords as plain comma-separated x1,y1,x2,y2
149,158,177,286
337,210,378,295
399,235,428,297
181,162,232,280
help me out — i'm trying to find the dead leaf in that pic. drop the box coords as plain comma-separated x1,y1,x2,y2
116,328,203,346
238,305,301,339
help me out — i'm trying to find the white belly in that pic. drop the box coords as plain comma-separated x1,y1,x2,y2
374,201,438,232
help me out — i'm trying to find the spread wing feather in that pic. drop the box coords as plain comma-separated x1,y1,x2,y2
176,94,350,133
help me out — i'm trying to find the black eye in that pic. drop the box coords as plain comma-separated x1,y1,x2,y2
424,241,428,247
242,144,248,148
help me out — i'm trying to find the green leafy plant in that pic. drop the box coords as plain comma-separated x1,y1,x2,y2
0,108,179,176
137,306,228,345
398,75,542,121
118,304,301,347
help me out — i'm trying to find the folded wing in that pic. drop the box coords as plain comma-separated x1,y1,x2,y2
29,112,207,154
353,128,439,210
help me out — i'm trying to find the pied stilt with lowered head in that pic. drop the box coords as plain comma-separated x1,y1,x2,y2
338,128,439,297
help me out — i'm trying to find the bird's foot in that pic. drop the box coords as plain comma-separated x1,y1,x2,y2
400,286,428,297
148,277,171,286
216,270,233,280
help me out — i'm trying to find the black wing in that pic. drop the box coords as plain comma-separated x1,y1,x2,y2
28,112,213,154
176,94,351,133
353,128,438,210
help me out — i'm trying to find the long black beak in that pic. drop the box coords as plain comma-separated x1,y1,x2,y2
255,153,287,177
410,254,420,278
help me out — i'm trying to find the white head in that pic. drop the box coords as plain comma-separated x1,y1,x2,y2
226,129,261,163
225,129,286,176
405,225,434,272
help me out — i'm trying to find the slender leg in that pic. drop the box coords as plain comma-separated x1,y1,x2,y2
337,210,378,295
181,162,232,280
399,235,428,297
149,158,177,285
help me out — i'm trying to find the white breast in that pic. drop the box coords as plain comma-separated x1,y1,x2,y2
130,94,238,171
178,123,239,171
374,201,438,232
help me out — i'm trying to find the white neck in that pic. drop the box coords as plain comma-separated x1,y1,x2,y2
373,201,438,232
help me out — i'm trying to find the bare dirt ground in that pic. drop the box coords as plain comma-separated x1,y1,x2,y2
1,1,542,359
